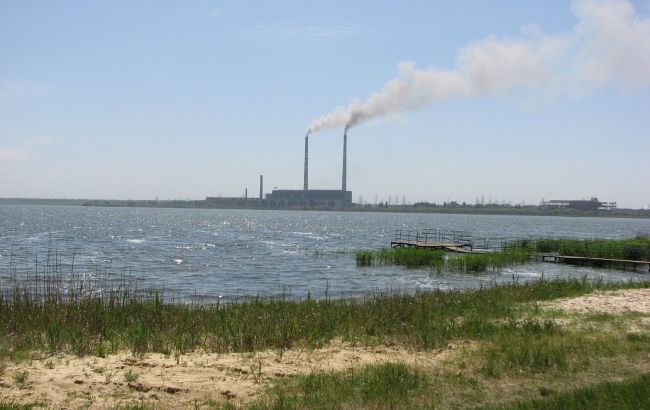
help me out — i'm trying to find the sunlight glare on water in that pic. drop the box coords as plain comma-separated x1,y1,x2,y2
1,205,649,300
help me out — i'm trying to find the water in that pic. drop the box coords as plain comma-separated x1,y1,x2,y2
1,205,649,300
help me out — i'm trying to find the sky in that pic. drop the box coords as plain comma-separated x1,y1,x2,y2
1,0,649,208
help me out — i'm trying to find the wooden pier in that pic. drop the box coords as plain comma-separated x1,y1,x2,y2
539,254,650,272
390,239,478,253
391,229,482,253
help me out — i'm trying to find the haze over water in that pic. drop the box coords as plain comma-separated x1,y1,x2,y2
1,205,649,301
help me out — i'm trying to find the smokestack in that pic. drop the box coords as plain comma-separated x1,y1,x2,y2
304,134,309,190
259,175,263,199
245,188,248,199
342,129,347,192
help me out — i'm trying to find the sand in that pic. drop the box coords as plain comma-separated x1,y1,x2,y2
542,288,650,315
0,340,452,408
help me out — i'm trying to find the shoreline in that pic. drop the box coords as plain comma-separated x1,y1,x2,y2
2,279,650,408
1,199,649,219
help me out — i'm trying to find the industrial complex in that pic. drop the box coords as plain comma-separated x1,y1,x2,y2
540,198,617,212
207,130,353,209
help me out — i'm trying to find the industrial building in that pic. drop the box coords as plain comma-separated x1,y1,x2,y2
264,130,353,209
541,197,616,212
206,131,353,209
265,189,352,208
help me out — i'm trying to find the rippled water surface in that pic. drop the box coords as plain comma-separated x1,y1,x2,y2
1,205,649,300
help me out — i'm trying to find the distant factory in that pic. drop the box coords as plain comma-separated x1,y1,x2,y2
206,131,353,209
541,197,616,212
265,130,352,208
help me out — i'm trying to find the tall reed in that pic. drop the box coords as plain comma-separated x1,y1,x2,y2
1,264,644,360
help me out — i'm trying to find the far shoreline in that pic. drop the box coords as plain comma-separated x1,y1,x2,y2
1,197,650,219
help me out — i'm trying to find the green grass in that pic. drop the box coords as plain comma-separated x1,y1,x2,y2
356,247,445,268
242,326,650,409
0,404,44,410
432,249,533,274
1,275,648,360
249,362,428,409
500,373,650,409
477,322,620,378
356,247,532,273
2,273,650,409
123,369,139,383
357,236,650,273
535,236,650,261
12,370,28,388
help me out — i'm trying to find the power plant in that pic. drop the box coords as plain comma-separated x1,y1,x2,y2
265,130,352,208
207,130,352,209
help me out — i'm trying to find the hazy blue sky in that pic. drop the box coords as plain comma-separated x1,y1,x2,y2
1,0,649,208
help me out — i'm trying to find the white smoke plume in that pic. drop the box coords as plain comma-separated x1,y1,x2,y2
307,0,650,135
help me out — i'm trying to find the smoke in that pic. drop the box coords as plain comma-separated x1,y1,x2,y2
307,0,650,134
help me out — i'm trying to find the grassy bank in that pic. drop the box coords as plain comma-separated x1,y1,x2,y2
2,277,650,408
0,277,644,360
500,373,650,409
0,277,646,361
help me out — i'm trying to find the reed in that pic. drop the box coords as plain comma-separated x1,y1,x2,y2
355,248,445,268
432,249,533,274
355,250,374,266
1,265,647,360
534,236,650,261
356,247,532,273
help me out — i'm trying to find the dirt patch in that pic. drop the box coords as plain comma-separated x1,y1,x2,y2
0,340,452,408
543,288,650,315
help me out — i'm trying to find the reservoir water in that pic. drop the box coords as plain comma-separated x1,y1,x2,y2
1,205,649,300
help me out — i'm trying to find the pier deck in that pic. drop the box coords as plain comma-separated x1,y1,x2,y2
539,254,650,272
390,240,477,253
391,229,488,253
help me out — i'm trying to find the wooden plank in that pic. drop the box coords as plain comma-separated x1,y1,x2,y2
390,239,482,254
539,253,650,271
554,255,650,265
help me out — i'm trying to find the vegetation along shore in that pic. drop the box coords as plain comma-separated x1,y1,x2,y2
1,198,649,218
2,273,650,408
356,236,650,273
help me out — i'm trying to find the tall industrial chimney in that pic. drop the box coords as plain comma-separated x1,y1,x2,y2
304,134,309,190
259,175,263,200
342,130,347,192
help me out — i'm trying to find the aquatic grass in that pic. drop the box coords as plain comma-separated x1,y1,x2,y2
433,249,533,274
357,247,532,273
355,250,374,266
356,248,446,268
534,237,650,261
377,248,446,268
